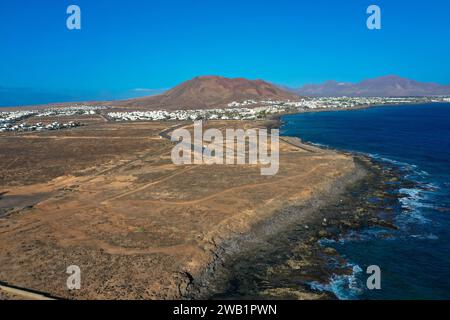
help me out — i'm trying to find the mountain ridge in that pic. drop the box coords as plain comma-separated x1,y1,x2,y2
294,75,450,97
112,76,300,110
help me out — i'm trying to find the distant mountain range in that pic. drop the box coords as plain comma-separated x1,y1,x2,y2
117,75,450,110
4,75,450,110
114,76,299,110
294,75,450,97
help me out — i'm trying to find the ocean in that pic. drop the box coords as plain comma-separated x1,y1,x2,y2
281,103,450,299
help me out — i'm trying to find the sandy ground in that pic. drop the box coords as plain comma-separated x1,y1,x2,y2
0,118,357,299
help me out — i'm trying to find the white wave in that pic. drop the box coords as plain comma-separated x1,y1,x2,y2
367,153,418,170
309,264,364,300
398,186,435,224
410,233,439,240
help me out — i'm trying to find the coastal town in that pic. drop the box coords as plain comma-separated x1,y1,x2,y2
1,96,450,131
0,106,105,132
0,121,82,133
106,96,450,122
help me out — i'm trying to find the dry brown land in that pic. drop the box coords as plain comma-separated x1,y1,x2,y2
0,118,358,299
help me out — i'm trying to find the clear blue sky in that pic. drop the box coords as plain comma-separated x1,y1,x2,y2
1,0,450,105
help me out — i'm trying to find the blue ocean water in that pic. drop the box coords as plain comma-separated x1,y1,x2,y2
281,103,450,300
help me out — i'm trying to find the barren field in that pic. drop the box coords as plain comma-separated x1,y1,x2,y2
0,118,358,299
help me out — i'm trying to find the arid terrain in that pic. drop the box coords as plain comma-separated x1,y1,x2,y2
0,113,359,299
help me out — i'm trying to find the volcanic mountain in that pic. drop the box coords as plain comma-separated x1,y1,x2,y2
115,76,300,110
295,75,450,97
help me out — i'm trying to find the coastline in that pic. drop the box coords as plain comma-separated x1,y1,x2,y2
0,105,432,299
184,117,403,300
0,118,369,300
185,156,367,299
273,103,450,300
265,101,450,126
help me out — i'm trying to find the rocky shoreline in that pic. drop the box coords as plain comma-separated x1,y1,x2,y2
182,113,409,300
185,152,406,299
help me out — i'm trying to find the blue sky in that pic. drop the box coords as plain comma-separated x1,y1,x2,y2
1,0,450,105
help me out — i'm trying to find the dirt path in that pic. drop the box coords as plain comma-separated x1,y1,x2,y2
130,164,328,206
0,283,56,300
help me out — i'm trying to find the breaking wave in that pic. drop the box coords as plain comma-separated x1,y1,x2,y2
309,264,364,300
